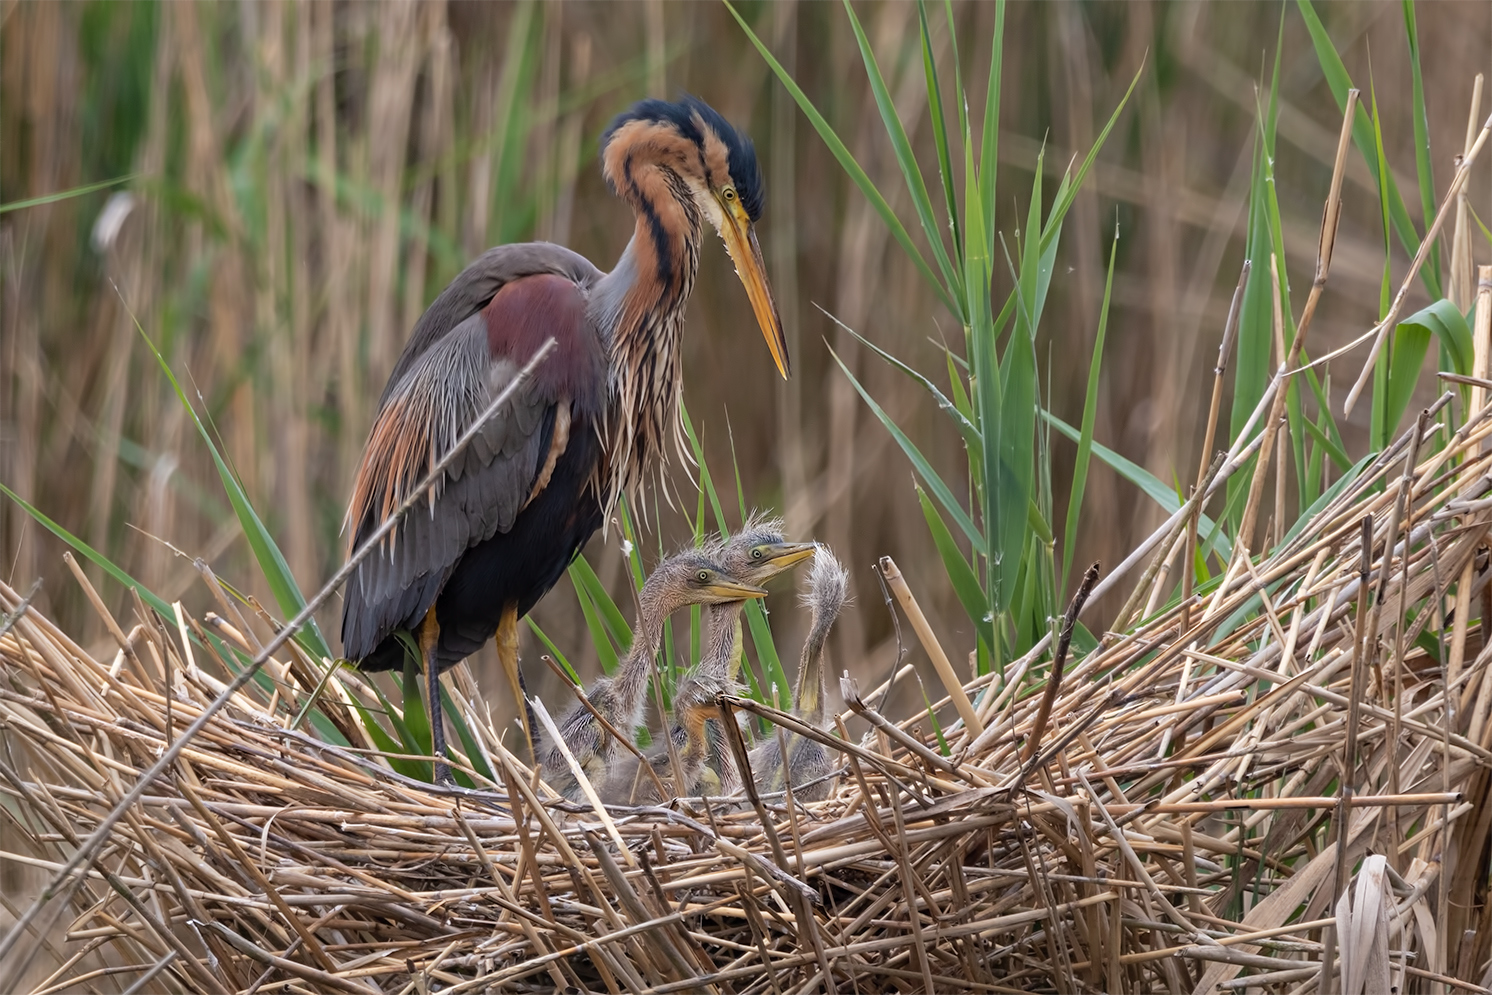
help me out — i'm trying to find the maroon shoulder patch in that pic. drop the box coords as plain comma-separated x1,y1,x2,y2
482,275,605,410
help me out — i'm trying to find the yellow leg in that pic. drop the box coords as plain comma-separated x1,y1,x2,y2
419,609,453,784
496,602,535,761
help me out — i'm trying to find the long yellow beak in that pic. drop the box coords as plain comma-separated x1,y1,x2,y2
704,580,770,602
757,542,816,572
718,203,790,379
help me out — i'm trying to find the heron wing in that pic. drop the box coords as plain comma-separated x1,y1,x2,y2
380,242,603,406
341,264,607,662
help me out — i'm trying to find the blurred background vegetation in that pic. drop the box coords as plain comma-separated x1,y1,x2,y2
4,0,1491,732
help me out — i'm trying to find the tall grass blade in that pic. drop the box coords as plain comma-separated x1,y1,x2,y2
399,660,435,783
353,673,433,781
2,483,175,620
830,345,986,553
570,556,633,655
832,316,981,449
1382,301,1473,439
1369,76,1398,452
569,567,622,676
490,2,540,244
1043,412,1233,563
1402,0,1441,291
1228,53,1286,527
133,318,330,659
444,698,496,785
680,403,731,537
963,117,1001,640
1302,415,1353,473
1297,0,1440,299
989,165,1045,615
1062,226,1118,595
978,0,1005,259
1383,322,1432,445
0,173,136,214
917,484,994,653
724,0,955,315
918,0,961,269
1403,299,1474,373
617,497,648,592
1037,62,1143,258
528,618,581,685
842,0,964,313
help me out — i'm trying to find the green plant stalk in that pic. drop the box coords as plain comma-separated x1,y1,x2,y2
1062,225,1117,596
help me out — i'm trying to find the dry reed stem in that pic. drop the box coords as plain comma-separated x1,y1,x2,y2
878,556,984,738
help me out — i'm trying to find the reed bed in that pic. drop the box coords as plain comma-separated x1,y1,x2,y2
7,377,1492,993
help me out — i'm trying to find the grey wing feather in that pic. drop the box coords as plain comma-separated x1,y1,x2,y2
342,243,602,661
341,320,554,660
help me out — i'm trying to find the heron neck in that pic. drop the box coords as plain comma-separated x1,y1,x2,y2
795,612,833,725
702,602,746,684
595,207,703,505
612,610,668,731
612,584,692,728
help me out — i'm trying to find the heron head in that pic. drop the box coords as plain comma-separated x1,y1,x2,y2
601,95,789,379
639,549,769,622
708,514,816,586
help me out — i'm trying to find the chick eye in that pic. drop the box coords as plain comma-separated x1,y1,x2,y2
697,570,711,582
722,187,737,203
751,548,764,559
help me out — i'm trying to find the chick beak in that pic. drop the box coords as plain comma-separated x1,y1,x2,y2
761,542,816,571
706,580,771,602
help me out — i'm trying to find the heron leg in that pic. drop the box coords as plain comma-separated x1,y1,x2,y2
496,601,536,761
420,610,453,784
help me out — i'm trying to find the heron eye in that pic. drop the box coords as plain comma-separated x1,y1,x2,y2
697,570,710,582
752,548,764,559
722,186,737,203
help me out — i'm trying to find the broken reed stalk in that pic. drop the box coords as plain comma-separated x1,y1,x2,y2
878,555,984,737
1022,563,1100,764
1185,261,1251,633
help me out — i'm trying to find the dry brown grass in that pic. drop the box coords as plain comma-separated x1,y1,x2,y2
6,376,1492,990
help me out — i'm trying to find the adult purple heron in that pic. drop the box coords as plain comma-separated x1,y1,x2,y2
339,96,788,779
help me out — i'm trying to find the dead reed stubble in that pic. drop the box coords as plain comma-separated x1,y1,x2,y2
4,380,1492,991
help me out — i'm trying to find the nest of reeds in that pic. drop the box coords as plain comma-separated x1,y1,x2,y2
6,388,1492,994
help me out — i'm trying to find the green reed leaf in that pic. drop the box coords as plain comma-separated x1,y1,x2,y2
725,0,955,316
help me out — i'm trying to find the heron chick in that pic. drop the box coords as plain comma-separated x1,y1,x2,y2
697,518,816,792
540,549,765,800
601,519,815,804
750,545,849,802
599,670,734,805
